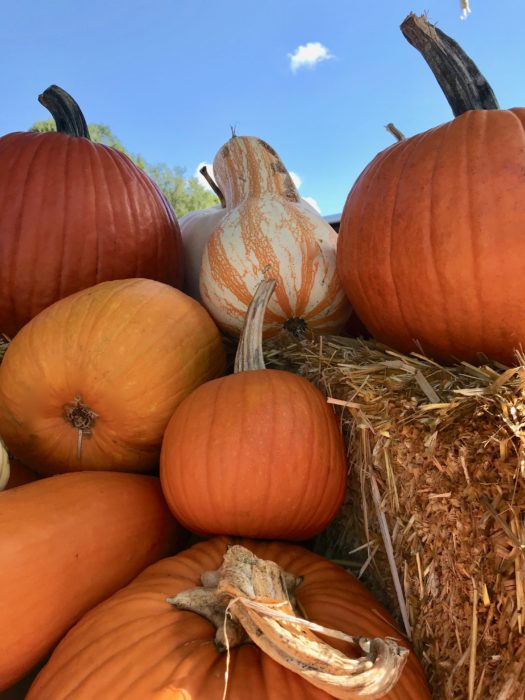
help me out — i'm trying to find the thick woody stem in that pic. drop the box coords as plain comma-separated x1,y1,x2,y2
38,85,91,138
385,123,406,142
400,13,499,117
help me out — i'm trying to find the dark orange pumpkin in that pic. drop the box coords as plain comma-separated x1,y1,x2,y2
0,85,183,338
0,278,226,475
26,537,430,700
0,471,186,691
160,280,346,540
337,14,525,365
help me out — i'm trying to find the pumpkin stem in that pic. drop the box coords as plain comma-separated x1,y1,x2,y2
385,123,406,142
0,438,10,491
167,545,409,698
63,395,98,459
199,165,226,208
400,13,499,117
234,278,276,373
0,334,10,364
38,85,91,139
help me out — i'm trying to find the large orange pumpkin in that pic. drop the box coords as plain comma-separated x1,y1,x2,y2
0,278,226,474
337,14,525,365
160,280,347,540
26,536,430,700
0,471,186,691
0,85,183,338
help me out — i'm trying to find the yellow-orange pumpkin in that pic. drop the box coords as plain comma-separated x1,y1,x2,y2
337,14,525,364
0,471,186,691
0,278,225,474
26,537,430,700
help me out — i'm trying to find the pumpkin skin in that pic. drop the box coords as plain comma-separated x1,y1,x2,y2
160,368,347,540
199,135,351,337
179,204,227,301
26,537,430,700
0,278,226,474
0,87,183,338
337,106,525,364
0,471,186,691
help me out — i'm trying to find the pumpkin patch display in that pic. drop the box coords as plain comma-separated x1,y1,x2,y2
26,537,430,700
0,85,184,338
160,279,347,540
0,278,226,474
199,134,351,337
337,14,525,365
0,471,186,691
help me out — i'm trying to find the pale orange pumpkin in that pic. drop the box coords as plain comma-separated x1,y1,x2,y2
0,278,226,474
160,280,347,540
0,471,186,691
26,537,431,700
199,135,351,337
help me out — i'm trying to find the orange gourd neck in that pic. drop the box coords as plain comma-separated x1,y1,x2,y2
213,136,301,207
400,13,499,117
37,85,91,138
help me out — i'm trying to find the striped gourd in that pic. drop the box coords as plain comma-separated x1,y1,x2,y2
199,136,351,337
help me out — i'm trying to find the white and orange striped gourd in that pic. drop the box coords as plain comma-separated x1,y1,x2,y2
199,136,351,336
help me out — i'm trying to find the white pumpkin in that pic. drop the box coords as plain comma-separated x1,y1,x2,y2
179,205,227,301
199,135,351,337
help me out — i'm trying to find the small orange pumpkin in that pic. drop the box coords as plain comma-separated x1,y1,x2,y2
160,279,347,540
0,278,226,474
26,537,430,700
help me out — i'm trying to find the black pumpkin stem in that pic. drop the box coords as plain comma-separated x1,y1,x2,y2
38,85,91,139
400,13,499,117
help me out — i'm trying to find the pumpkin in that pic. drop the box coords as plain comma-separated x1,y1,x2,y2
337,14,525,365
199,135,351,337
26,537,430,700
0,278,226,475
179,204,226,301
160,279,347,540
0,471,186,691
0,85,184,338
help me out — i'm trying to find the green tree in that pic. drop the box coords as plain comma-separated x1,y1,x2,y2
29,120,218,217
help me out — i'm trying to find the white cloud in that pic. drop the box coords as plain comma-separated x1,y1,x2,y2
288,42,334,73
195,161,215,190
289,171,302,189
302,196,321,214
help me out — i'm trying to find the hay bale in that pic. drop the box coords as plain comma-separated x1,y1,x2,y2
265,332,525,699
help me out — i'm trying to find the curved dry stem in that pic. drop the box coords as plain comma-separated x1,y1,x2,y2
234,278,276,373
38,85,91,138
167,545,409,699
400,13,499,117
385,123,406,142
199,165,226,208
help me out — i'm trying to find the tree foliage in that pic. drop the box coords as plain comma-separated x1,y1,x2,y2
29,119,218,217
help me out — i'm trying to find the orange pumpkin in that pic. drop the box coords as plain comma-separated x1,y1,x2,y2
0,85,183,338
0,278,226,474
199,134,351,337
0,471,186,691
337,14,525,364
160,280,347,540
26,537,430,700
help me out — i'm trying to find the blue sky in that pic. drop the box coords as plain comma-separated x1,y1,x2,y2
1,1,523,216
